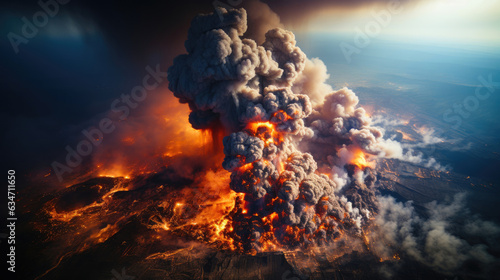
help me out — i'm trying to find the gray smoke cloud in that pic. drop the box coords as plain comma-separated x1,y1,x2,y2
370,193,500,277
168,7,309,132
167,7,380,251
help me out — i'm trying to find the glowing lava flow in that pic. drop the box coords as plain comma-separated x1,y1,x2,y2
145,169,244,251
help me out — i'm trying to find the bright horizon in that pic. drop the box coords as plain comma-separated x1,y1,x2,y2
295,0,500,48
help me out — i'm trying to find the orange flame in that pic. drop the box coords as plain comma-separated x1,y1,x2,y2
349,149,376,170
246,121,283,147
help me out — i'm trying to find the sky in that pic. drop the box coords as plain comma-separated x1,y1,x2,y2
292,0,500,47
2,0,499,57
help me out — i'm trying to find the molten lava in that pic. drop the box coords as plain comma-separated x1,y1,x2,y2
97,164,131,179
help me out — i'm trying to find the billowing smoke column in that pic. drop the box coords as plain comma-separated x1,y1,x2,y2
168,7,383,252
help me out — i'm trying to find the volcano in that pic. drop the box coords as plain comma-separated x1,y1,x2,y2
11,4,500,280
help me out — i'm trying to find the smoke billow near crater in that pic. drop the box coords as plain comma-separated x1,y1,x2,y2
168,7,401,252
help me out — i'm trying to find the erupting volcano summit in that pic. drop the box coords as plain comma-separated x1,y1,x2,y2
167,7,393,253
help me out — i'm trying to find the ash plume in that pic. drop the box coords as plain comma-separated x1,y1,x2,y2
167,7,393,252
